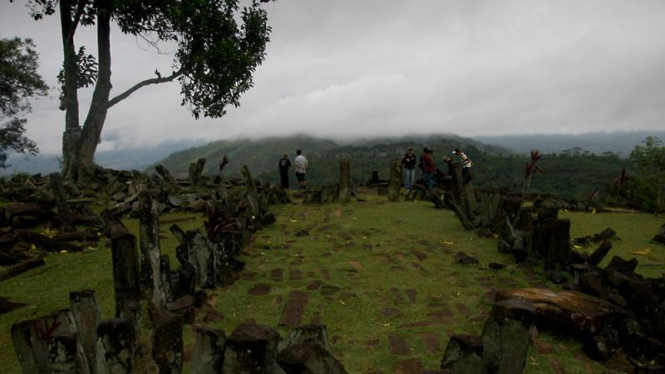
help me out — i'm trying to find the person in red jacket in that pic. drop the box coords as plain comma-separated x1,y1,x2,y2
423,148,435,190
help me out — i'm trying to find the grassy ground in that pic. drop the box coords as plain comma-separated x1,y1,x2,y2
1,189,663,373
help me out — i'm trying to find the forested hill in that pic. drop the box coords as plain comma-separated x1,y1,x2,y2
151,134,630,200
150,134,507,178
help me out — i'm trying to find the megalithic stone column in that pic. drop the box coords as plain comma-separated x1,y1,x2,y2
449,162,464,208
50,172,72,230
545,219,572,271
11,310,78,374
49,333,90,374
96,319,135,374
241,165,261,218
223,323,283,374
70,290,101,374
11,319,51,374
103,210,141,344
139,191,167,318
191,326,227,374
338,159,351,203
482,299,536,374
388,159,402,202
160,255,174,303
151,311,184,374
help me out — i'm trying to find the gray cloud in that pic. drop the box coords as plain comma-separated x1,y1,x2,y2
1,0,665,154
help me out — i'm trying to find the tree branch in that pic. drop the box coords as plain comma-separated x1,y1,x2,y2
106,69,183,109
66,0,88,43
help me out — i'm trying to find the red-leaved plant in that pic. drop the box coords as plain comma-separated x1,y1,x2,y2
524,149,545,189
514,149,545,225
613,167,630,190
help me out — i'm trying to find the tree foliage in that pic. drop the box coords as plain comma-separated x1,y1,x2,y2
628,136,665,212
0,37,48,168
13,0,272,179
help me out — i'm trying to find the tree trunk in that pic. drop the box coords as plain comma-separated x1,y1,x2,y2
76,0,113,180
59,0,82,180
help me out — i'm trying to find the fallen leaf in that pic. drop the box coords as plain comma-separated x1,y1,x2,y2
632,248,652,255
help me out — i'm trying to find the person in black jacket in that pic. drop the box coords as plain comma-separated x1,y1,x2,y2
402,147,417,191
278,153,291,189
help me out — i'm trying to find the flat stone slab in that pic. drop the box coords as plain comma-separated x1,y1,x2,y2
392,358,426,374
495,288,630,335
410,250,428,261
306,280,322,291
419,332,441,353
279,291,309,327
388,334,410,356
248,284,271,296
405,289,417,304
270,268,284,281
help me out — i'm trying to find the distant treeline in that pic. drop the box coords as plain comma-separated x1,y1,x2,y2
151,134,630,202
256,145,627,201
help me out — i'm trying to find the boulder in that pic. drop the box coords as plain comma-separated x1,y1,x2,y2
223,323,283,374
482,299,535,374
440,334,487,374
277,343,347,374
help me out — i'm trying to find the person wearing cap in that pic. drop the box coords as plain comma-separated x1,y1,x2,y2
423,148,436,190
278,153,292,189
402,147,417,191
453,148,474,184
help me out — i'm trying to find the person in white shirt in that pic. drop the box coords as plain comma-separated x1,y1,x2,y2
294,149,308,190
453,148,474,184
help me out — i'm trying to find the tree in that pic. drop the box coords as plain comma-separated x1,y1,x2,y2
0,37,48,168
629,136,665,213
14,0,272,180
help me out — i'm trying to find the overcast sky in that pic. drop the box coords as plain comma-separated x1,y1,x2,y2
2,0,665,154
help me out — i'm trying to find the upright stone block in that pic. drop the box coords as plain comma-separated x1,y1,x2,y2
191,326,227,374
151,312,184,374
388,159,402,202
482,299,535,374
69,290,101,374
49,333,90,374
223,323,283,374
241,165,261,218
277,342,347,374
338,160,351,203
160,255,174,303
11,310,78,374
139,191,167,317
96,319,135,374
545,219,572,270
280,325,332,353
440,334,487,374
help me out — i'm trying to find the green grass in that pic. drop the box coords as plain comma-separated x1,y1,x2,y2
1,190,663,373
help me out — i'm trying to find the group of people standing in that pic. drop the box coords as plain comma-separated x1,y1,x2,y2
279,150,308,190
402,146,473,191
276,146,472,193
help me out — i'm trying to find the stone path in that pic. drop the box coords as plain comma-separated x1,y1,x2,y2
217,202,606,374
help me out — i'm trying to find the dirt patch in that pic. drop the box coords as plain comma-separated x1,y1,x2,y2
348,260,363,270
